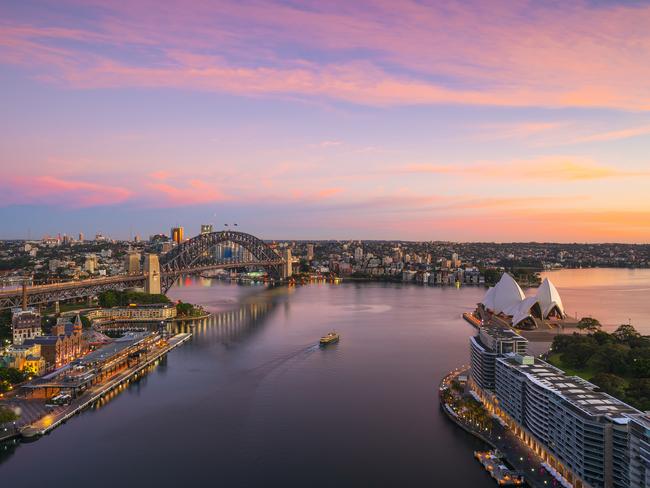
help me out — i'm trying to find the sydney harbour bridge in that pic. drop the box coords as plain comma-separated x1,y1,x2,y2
0,231,290,311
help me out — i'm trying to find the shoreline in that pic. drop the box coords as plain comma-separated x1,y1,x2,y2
439,367,556,488
7,333,191,440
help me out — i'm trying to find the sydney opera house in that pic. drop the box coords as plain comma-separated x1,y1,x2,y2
476,274,566,329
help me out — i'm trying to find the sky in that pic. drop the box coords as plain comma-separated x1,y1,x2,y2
1,0,650,242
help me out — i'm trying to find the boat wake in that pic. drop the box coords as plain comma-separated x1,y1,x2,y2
245,343,319,379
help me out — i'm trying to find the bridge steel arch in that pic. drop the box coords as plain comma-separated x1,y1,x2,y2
158,230,284,291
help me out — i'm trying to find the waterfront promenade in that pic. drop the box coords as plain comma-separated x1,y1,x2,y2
8,332,191,439
440,367,560,488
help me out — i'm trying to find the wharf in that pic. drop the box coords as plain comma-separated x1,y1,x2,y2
462,312,482,328
19,332,191,438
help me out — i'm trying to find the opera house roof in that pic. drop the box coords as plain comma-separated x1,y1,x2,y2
481,274,566,327
481,273,525,315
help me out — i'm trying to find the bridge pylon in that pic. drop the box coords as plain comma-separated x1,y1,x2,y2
144,254,161,295
281,248,293,280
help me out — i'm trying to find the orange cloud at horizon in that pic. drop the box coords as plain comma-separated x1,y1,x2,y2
402,157,649,181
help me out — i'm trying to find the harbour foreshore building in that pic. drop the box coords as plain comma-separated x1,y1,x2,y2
85,303,177,324
469,326,650,488
469,326,528,392
11,307,42,345
2,343,46,376
23,315,87,369
628,416,650,488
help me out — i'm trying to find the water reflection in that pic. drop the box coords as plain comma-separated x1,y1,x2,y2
3,269,650,487
171,299,277,344
540,269,650,331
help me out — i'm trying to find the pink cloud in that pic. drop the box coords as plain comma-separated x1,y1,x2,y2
0,176,132,207
474,121,570,141
314,187,343,199
2,1,650,109
150,170,172,180
573,124,650,143
146,178,228,206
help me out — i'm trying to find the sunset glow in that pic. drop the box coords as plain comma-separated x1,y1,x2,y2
1,0,649,241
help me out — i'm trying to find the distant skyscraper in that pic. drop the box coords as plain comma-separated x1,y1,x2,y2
354,246,363,262
200,224,213,235
171,227,184,244
78,232,84,242
306,243,314,261
84,254,97,274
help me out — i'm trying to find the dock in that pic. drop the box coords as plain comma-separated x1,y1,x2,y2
475,450,525,486
462,312,482,328
20,332,192,438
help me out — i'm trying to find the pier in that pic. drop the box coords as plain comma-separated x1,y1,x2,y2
19,332,191,438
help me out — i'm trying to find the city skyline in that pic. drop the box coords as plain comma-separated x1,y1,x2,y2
2,1,650,242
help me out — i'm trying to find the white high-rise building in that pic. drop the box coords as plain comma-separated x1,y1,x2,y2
84,254,97,274
354,246,363,262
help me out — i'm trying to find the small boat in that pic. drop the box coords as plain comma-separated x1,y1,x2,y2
319,331,339,346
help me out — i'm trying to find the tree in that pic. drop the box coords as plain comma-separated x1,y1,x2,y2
552,334,576,354
0,309,11,344
591,373,627,399
0,406,18,424
0,367,26,384
612,323,641,343
578,317,601,331
626,379,650,411
98,290,118,308
176,301,194,317
628,347,650,377
587,344,629,375
450,380,464,394
592,330,612,346
560,336,598,369
79,315,91,329
98,290,170,308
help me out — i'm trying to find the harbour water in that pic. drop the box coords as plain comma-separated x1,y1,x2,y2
1,268,649,486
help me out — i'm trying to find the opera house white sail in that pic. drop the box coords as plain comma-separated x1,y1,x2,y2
479,274,565,328
535,277,566,319
480,273,525,315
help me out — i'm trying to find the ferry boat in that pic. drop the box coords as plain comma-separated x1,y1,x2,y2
319,331,339,346
474,450,524,486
